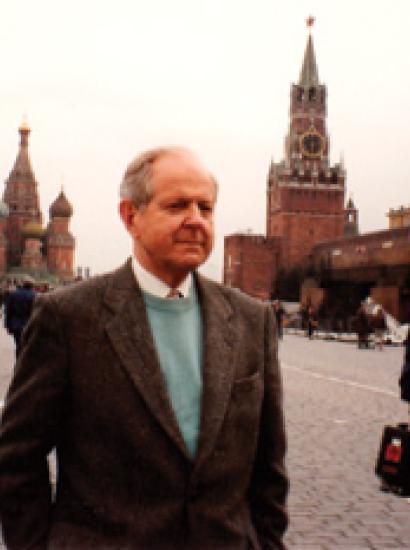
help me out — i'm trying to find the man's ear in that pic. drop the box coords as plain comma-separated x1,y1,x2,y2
119,200,137,232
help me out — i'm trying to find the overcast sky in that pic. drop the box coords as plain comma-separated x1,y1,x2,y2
1,0,409,281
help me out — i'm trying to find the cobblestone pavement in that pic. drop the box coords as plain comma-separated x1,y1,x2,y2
280,333,410,549
1,326,410,549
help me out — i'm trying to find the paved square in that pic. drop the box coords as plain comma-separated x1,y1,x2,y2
1,326,410,548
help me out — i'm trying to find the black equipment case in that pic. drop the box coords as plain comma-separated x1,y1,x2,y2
375,423,410,495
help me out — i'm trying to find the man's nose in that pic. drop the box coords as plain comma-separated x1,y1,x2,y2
185,203,204,224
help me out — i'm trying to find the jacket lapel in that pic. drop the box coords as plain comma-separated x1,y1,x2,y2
103,260,189,459
194,274,236,468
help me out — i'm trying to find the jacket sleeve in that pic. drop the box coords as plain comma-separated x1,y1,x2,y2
0,296,69,550
248,304,289,549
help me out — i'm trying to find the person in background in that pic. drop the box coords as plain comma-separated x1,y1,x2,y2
0,146,288,550
4,276,36,355
371,307,387,351
399,328,410,428
354,303,370,349
299,302,308,331
307,305,317,339
273,299,285,339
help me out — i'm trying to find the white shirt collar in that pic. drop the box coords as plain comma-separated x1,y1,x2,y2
131,256,192,298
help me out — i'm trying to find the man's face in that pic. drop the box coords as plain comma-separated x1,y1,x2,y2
121,151,216,287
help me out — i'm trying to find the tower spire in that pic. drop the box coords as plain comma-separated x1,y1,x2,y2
299,16,319,87
6,117,36,181
3,121,42,266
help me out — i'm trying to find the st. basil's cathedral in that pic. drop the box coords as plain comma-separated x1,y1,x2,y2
0,120,75,284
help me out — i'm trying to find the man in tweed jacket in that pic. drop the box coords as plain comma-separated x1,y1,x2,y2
0,147,288,549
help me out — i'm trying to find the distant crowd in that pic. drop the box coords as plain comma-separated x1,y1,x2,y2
272,298,392,350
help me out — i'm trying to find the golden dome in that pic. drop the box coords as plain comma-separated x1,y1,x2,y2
19,116,31,133
22,221,44,238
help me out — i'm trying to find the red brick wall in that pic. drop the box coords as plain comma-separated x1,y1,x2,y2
312,227,410,272
268,210,344,268
47,246,74,278
224,234,282,300
371,286,400,320
267,178,345,267
21,238,43,269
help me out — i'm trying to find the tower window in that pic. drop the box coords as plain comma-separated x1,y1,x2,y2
308,87,316,101
296,87,304,102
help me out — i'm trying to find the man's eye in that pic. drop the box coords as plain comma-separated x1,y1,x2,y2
199,204,213,213
168,202,186,210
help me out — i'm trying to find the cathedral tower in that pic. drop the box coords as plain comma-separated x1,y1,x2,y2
0,201,9,275
46,189,75,280
3,120,43,267
266,19,346,268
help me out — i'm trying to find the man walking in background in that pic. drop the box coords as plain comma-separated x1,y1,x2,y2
0,146,288,549
4,276,35,355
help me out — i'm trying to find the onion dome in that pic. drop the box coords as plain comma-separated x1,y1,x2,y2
0,201,9,218
49,189,73,218
22,221,45,238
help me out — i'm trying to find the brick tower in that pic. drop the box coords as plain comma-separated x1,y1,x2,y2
343,196,359,236
3,120,43,267
46,189,75,280
266,19,346,268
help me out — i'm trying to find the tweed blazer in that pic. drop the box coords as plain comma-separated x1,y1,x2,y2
0,259,288,550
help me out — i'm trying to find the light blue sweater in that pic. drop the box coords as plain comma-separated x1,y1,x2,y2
142,285,202,457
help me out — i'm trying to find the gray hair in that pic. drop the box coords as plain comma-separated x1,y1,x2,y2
119,146,218,208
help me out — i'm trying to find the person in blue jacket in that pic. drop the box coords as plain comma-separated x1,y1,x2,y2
5,276,36,355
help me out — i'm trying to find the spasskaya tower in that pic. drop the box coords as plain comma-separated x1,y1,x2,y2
224,18,350,300
266,17,346,268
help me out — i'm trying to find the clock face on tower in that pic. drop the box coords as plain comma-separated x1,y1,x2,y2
300,131,324,158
